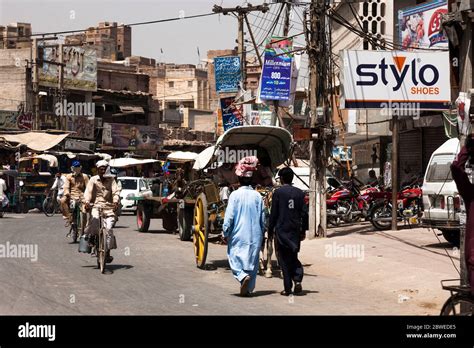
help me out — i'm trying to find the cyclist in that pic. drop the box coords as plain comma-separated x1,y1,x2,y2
84,160,120,263
61,160,89,226
48,171,66,207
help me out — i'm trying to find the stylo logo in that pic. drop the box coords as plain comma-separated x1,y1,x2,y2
355,56,440,91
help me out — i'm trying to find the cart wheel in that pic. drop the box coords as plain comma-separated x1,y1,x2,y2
178,206,193,241
193,193,209,269
163,209,178,232
137,203,151,232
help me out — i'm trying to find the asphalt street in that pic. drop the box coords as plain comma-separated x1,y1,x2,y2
0,212,459,315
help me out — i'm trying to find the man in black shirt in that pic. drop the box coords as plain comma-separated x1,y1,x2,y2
269,167,308,296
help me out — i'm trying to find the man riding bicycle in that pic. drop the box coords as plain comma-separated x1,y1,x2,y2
84,160,120,263
61,160,89,226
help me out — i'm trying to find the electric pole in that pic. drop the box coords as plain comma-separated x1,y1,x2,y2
272,1,292,127
307,0,329,238
391,115,399,231
212,3,269,94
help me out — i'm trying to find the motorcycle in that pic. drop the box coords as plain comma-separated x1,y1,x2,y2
370,184,423,230
326,177,369,226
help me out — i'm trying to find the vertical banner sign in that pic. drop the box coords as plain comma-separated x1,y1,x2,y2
340,50,451,110
214,56,241,93
399,0,448,50
259,37,293,101
220,97,243,131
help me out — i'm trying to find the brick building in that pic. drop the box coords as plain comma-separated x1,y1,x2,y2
65,21,131,60
0,23,32,49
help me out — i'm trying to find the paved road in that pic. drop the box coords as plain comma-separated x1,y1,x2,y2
0,213,460,315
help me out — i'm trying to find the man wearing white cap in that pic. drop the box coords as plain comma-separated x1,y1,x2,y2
223,156,265,297
84,160,120,263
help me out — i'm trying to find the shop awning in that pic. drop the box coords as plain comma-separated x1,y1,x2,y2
109,157,158,168
167,151,198,162
19,154,59,167
0,132,69,152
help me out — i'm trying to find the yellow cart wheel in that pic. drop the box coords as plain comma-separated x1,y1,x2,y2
193,193,209,269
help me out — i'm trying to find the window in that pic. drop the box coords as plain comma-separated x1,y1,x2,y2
119,179,138,190
188,81,193,87
426,155,453,182
168,81,174,88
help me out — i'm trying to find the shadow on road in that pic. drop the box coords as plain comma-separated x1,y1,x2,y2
138,229,177,235
81,264,134,274
294,289,319,296
205,259,231,271
424,242,454,249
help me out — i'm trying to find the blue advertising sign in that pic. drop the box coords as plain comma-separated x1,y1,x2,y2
214,56,241,93
220,97,243,131
259,38,293,100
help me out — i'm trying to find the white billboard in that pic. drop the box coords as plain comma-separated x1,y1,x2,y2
340,50,451,111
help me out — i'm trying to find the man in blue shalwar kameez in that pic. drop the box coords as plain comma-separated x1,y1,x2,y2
223,156,265,297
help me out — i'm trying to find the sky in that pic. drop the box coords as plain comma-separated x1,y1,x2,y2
0,0,269,64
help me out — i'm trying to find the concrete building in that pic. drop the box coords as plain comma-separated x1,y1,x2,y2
95,59,159,127
154,63,210,113
65,21,131,60
0,48,31,112
0,23,32,49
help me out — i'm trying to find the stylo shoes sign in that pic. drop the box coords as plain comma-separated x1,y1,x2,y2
341,50,451,110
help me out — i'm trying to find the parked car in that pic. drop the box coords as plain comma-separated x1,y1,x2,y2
422,138,461,247
118,177,150,213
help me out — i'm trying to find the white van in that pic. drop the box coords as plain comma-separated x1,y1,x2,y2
421,138,461,246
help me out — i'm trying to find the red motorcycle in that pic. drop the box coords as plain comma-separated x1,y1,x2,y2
327,179,386,226
370,184,423,230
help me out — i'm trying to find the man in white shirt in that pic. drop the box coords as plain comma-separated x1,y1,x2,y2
0,174,9,208
50,171,66,203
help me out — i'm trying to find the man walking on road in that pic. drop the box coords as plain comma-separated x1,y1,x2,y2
269,167,308,296
223,156,265,297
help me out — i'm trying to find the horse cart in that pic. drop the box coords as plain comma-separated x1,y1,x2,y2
181,125,294,270
131,152,198,235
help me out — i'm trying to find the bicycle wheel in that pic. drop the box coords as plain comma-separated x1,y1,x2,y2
70,224,78,243
440,294,474,316
97,227,106,274
42,197,55,217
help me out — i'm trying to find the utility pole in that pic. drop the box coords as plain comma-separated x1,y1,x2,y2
212,3,269,96
307,0,329,238
58,43,65,131
238,12,246,90
32,38,40,131
391,115,399,231
272,2,292,127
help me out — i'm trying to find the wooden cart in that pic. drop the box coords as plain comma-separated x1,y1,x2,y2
186,126,294,269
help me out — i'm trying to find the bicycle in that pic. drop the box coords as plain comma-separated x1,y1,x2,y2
67,199,85,243
440,279,474,315
86,205,109,274
43,189,60,217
